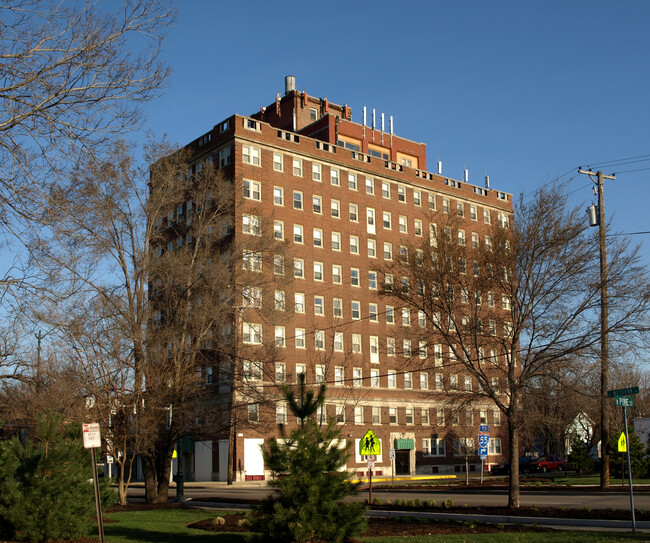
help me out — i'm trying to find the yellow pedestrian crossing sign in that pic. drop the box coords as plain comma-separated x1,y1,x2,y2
618,432,627,453
359,429,381,456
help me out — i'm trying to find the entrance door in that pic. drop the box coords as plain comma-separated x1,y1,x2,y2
395,450,410,475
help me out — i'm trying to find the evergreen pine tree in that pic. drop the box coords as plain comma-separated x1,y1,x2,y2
249,375,367,542
0,411,114,542
567,438,596,473
608,429,648,479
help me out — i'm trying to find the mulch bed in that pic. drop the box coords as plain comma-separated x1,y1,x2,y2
187,512,554,536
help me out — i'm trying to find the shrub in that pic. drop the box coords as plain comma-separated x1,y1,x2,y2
443,498,454,509
0,411,114,542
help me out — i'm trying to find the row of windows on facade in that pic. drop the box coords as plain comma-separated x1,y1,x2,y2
241,144,511,229
240,356,505,393
244,209,499,255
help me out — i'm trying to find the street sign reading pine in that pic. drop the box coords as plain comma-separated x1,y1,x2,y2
607,386,639,398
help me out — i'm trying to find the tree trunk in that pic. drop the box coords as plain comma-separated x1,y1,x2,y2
117,462,127,506
465,459,469,485
508,395,521,508
141,454,159,504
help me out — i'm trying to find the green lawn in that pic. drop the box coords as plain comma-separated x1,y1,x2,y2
101,508,650,543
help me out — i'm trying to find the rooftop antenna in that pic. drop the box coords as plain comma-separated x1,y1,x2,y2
485,171,490,188
381,113,385,145
389,115,394,148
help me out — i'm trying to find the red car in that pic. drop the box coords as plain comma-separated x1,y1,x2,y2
529,455,567,472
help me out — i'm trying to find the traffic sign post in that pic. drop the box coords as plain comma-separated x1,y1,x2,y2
478,425,489,484
83,423,105,543
360,430,381,503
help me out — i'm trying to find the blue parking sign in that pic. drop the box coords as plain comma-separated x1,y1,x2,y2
479,446,488,458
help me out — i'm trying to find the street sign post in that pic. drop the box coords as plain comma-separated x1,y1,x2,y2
360,430,381,502
478,425,489,484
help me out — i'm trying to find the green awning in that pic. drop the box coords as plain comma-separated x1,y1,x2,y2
394,439,415,450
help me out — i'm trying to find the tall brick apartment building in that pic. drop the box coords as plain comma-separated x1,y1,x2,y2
169,77,513,482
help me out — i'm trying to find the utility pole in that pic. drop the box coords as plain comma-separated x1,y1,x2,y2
579,168,615,490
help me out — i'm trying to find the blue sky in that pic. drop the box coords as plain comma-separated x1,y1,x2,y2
142,0,650,261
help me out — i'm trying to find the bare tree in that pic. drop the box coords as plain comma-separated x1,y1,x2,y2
383,183,650,507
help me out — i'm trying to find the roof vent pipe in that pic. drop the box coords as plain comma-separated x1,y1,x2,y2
285,75,295,95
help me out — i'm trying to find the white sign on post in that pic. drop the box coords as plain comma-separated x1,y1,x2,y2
83,423,101,449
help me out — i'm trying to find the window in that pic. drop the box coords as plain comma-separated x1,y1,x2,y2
331,199,340,218
414,219,423,236
331,168,340,186
315,364,325,383
498,212,510,228
294,258,304,278
333,298,342,318
368,336,378,363
387,370,396,388
418,311,426,327
314,261,323,281
354,406,364,424
389,407,398,423
274,290,285,311
314,295,324,315
295,363,306,380
273,153,283,172
248,403,259,422
458,229,466,246
398,215,407,233
243,179,261,201
313,228,323,247
385,273,393,291
370,272,378,290
366,208,375,234
413,190,421,206
293,224,303,243
385,306,394,324
450,374,458,390
465,376,472,391
421,408,429,425
426,437,445,456
484,209,491,224
404,372,413,389
435,374,443,391
334,332,344,351
442,197,450,213
274,255,284,275
470,205,477,221
312,195,322,214
350,268,360,286
243,251,262,272
493,409,501,426
369,303,378,322
457,202,464,217
428,192,436,210
312,163,321,181
370,406,380,424
471,232,479,249
331,231,341,251
273,220,284,240
367,239,376,257
365,177,374,194
244,360,262,381
348,173,357,190
242,323,262,345
402,308,411,326
489,438,502,455
371,371,380,389
294,293,305,313
381,182,390,198
386,337,395,356
349,203,358,222
275,326,285,347
276,403,287,424
276,362,286,382
295,329,306,348
293,191,303,210
502,295,511,310
335,366,344,386
243,286,262,307
352,333,362,353
420,372,429,389
353,367,363,387
403,339,412,357
292,158,302,176
350,235,359,254
419,340,427,359
332,265,342,284
398,186,406,202
242,145,260,166
383,242,393,260
383,211,392,229
405,408,414,424
315,330,325,350
273,186,284,205
351,301,361,320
